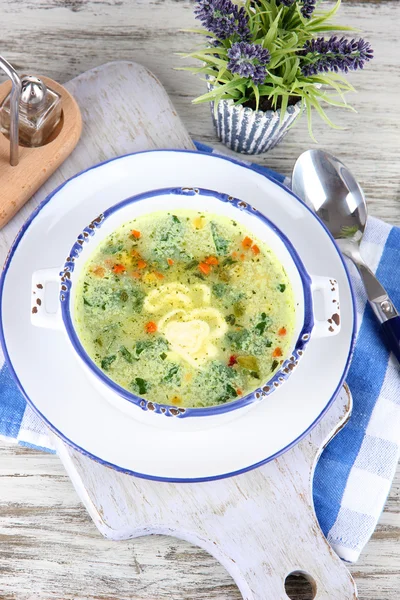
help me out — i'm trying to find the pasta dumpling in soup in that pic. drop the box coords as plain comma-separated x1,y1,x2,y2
74,209,296,408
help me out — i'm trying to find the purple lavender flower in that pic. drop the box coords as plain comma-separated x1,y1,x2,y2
227,42,271,85
236,9,250,41
300,0,316,18
195,0,250,41
276,0,316,18
299,36,374,76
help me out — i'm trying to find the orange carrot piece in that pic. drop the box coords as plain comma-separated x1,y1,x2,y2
131,230,141,239
242,236,253,249
240,253,245,261
92,266,105,277
131,249,141,258
232,251,238,258
251,244,260,255
112,264,126,274
131,271,141,279
167,258,174,266
145,321,157,333
137,259,147,269
272,347,282,357
199,262,211,275
205,256,219,265
236,388,243,396
278,327,287,336
155,272,164,280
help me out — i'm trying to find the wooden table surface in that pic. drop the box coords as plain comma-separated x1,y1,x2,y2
0,0,399,598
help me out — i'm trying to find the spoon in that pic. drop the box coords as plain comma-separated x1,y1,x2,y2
292,149,400,363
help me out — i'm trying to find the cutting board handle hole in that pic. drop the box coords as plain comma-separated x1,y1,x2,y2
284,571,316,600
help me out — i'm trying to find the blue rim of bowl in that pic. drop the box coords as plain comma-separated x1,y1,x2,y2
60,186,314,419
0,148,357,483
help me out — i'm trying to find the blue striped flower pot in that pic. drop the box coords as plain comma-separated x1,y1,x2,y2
211,98,302,155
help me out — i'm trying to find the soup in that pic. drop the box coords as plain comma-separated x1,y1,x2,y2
74,210,296,408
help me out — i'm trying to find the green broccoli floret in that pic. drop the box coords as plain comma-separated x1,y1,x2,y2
151,215,192,262
212,283,245,308
132,377,149,395
134,337,169,360
191,362,243,406
211,222,229,256
85,278,144,313
163,364,181,386
226,312,273,355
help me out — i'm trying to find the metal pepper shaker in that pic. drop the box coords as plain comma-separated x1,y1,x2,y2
0,64,62,150
0,56,81,227
1,73,62,148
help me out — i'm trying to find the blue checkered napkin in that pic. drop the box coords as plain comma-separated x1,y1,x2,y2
313,217,400,562
0,143,399,562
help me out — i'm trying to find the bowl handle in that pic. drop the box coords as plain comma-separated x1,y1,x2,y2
31,268,63,330
310,276,341,338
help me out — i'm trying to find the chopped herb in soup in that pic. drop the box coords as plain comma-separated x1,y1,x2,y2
74,210,295,408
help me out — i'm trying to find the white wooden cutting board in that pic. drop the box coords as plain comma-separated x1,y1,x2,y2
23,61,357,599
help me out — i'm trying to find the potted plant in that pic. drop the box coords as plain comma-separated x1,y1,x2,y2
181,0,373,154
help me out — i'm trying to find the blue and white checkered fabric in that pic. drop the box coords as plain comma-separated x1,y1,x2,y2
0,143,399,563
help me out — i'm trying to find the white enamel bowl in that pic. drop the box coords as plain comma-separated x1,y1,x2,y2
0,150,356,481
30,187,340,431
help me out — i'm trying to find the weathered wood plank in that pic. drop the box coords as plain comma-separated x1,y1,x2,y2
0,440,398,599
345,0,398,4
53,390,356,600
0,0,399,598
0,1,398,224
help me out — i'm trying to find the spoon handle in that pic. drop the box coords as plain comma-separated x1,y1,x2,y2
381,317,400,364
356,262,400,363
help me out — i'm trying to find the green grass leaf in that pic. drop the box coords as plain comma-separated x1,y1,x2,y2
321,72,357,91
308,0,342,26
306,91,344,129
307,74,355,96
253,84,260,111
257,84,275,97
188,54,228,68
304,97,317,142
279,94,289,124
264,8,282,47
307,24,356,33
193,78,245,104
180,28,217,37
315,92,357,112
284,57,300,83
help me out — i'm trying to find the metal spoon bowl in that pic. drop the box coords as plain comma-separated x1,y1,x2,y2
292,149,400,363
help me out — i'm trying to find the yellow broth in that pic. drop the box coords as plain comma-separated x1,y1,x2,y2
74,210,296,408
